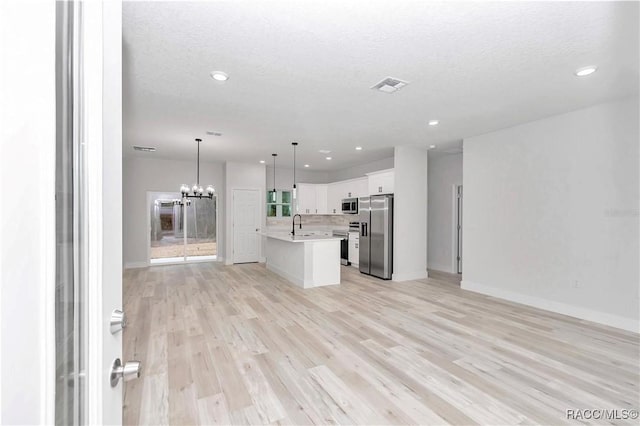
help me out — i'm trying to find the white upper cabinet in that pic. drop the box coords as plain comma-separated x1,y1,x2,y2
296,183,316,214
296,173,391,214
367,169,394,195
315,184,328,214
297,183,328,214
352,178,368,198
327,177,368,214
327,182,343,214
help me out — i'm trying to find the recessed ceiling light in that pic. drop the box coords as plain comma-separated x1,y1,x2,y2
259,160,265,164
304,164,310,168
429,144,437,149
319,149,331,154
206,131,223,136
325,157,332,160
133,145,156,152
355,146,363,151
428,120,439,126
575,66,597,77
210,71,229,81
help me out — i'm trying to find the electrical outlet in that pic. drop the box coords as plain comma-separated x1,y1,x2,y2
572,280,580,288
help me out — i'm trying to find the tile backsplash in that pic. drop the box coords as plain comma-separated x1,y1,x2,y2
267,215,352,228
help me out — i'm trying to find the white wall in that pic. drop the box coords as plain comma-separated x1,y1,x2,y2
330,156,394,182
224,162,267,264
428,152,463,273
393,146,429,281
266,166,329,189
267,158,397,189
462,97,639,332
122,156,224,267
0,1,56,423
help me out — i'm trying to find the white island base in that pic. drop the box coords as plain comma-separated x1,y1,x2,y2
264,233,341,288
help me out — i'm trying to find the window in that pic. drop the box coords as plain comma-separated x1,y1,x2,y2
149,192,217,264
267,190,292,217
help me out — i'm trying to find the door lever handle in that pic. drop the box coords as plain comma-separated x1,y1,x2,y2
110,358,142,387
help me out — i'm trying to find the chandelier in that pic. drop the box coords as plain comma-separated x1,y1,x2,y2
178,138,215,205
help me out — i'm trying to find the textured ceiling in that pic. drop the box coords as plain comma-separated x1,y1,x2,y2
123,0,639,170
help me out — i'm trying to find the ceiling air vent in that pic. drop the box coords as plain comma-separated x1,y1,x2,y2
133,145,156,152
370,77,409,93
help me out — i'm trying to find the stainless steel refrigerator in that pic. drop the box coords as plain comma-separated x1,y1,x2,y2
359,195,393,279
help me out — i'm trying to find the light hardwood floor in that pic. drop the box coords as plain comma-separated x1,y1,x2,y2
123,263,639,425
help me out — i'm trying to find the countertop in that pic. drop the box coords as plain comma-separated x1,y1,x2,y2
260,231,343,243
266,225,348,233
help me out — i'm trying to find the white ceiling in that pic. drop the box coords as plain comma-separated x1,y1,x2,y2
123,0,639,171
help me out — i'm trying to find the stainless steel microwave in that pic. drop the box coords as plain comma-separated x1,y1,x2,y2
341,198,358,214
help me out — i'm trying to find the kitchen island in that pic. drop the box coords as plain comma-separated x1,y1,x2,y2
261,232,342,288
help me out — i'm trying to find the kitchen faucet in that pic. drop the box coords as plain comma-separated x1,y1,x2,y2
292,214,302,236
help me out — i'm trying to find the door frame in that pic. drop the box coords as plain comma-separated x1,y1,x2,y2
145,191,220,266
451,184,463,274
231,188,262,264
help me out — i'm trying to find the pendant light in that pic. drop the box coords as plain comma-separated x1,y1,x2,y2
178,138,215,204
291,142,298,199
271,153,278,202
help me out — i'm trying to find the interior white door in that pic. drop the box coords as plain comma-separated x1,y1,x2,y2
233,189,261,263
82,1,127,424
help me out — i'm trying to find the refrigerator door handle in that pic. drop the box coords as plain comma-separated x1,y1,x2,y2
361,222,367,237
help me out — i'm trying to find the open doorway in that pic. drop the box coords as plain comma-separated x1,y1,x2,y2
427,149,463,284
148,191,217,264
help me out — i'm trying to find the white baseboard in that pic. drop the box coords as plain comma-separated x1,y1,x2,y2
392,270,429,282
124,261,148,269
461,280,639,333
126,257,225,269
427,263,455,274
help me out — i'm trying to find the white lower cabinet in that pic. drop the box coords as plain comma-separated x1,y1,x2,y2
348,232,359,265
